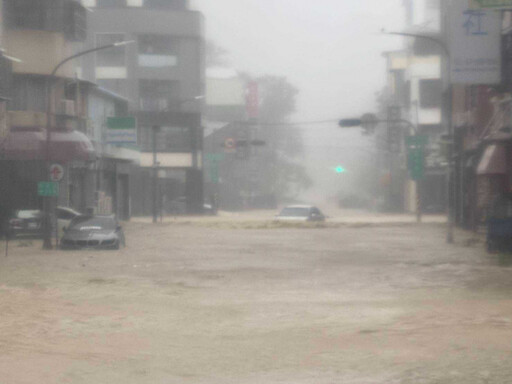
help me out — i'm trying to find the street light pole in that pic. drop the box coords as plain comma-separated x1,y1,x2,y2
152,125,160,224
383,31,454,243
42,41,135,249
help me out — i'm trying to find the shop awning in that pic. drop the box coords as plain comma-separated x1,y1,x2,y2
0,129,96,163
477,144,507,175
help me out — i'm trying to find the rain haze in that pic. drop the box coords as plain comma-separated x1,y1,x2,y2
191,0,405,202
4,1,512,383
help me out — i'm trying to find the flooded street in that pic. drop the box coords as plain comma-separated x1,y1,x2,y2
1,214,511,383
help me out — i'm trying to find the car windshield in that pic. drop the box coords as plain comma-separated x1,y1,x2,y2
69,217,116,231
16,210,42,219
279,207,310,217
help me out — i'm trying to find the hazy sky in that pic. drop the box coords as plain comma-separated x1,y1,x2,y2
190,0,406,201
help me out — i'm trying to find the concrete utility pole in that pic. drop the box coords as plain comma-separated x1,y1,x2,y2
42,41,135,249
383,31,454,243
152,125,160,224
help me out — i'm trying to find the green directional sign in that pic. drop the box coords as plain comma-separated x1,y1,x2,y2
471,0,512,8
38,181,59,197
206,153,224,184
406,135,427,181
408,148,425,181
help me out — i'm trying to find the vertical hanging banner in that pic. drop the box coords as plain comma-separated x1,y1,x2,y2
246,81,259,119
449,0,501,84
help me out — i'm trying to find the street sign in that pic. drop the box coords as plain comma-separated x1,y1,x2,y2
38,182,59,197
224,137,235,149
406,135,428,148
406,136,427,181
408,148,425,180
106,117,137,145
206,153,224,184
49,164,64,182
449,1,501,84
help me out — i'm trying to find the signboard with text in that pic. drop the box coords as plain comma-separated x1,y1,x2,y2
106,117,137,145
450,0,501,84
38,182,59,197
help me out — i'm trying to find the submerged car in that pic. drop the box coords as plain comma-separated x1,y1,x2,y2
275,205,326,222
60,215,125,250
8,210,43,238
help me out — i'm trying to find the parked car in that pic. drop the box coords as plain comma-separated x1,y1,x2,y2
8,207,81,239
56,206,82,238
275,205,326,222
60,215,125,250
8,209,43,238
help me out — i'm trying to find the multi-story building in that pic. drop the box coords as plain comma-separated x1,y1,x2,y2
81,0,205,215
398,0,446,213
0,0,139,227
0,0,94,216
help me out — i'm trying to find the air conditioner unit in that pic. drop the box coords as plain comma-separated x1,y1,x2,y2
58,100,75,116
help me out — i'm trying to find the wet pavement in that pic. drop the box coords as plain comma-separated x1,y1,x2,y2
0,213,511,383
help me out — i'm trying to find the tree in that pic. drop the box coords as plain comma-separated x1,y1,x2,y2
242,74,312,201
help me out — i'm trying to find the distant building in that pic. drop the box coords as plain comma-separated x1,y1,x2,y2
81,0,205,215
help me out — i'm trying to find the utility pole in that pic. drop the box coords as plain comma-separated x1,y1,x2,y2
152,125,160,224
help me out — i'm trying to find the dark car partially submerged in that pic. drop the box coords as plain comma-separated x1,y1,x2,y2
60,215,125,250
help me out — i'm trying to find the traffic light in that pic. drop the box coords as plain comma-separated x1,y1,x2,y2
338,119,361,128
334,166,346,174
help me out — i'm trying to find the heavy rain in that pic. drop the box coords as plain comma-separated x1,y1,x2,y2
1,1,512,383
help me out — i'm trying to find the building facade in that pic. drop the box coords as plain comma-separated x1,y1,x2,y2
381,0,446,214
81,0,205,215
0,0,139,231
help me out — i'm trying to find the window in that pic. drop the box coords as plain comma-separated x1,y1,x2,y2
138,126,191,152
96,34,126,67
96,0,126,7
419,79,442,108
5,0,86,41
138,35,178,68
143,0,187,9
139,79,180,111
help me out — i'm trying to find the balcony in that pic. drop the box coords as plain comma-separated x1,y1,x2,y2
4,0,87,42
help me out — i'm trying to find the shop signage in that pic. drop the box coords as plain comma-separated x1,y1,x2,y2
450,0,502,84
106,117,137,145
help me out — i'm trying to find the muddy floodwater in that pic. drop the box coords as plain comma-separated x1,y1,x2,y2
0,214,511,383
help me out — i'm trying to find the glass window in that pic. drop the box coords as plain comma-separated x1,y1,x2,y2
96,33,126,67
138,35,178,68
419,79,442,108
278,207,310,217
139,79,180,111
96,0,127,8
143,0,187,9
70,216,116,230
138,126,191,152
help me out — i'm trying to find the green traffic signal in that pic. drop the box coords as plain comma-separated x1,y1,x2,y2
335,166,346,174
